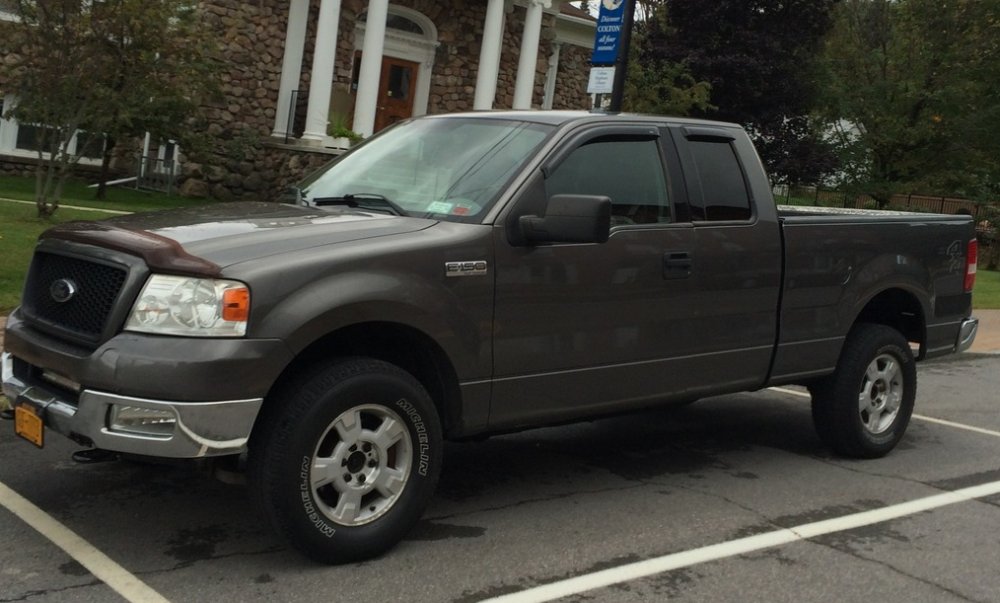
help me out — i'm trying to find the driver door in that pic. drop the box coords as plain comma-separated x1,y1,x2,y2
490,125,701,427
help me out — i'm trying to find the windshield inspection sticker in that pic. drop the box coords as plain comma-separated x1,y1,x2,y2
426,201,453,214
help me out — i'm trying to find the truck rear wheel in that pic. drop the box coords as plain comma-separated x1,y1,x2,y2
809,324,916,458
249,358,442,563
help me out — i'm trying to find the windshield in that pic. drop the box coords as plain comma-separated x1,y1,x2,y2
299,117,552,222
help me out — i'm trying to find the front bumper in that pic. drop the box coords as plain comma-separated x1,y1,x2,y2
3,360,262,457
2,309,293,458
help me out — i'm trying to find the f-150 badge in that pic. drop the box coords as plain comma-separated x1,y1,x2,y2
445,261,488,277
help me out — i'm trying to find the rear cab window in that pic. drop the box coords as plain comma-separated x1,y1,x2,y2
673,127,754,222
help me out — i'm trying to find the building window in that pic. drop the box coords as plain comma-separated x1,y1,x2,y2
358,10,424,36
0,94,105,163
0,0,18,21
155,140,180,174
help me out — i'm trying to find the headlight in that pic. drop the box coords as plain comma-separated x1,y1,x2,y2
125,275,250,337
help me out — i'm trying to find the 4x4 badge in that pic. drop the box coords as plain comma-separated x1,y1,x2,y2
445,261,488,277
50,278,77,303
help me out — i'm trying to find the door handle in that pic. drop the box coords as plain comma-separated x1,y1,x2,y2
663,251,692,279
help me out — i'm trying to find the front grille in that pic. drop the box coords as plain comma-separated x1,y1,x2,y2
22,252,128,343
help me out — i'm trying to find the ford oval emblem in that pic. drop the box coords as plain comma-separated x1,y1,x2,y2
50,278,77,303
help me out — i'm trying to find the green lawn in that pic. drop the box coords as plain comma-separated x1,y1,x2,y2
0,203,130,312
0,176,213,313
975,267,1000,310
0,175,206,213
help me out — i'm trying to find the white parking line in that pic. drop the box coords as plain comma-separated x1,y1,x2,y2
909,414,1000,439
767,386,812,399
768,386,1000,439
484,387,1000,602
482,479,1000,603
0,480,171,603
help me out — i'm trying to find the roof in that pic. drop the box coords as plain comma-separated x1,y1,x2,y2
422,110,743,130
416,109,743,129
559,3,595,21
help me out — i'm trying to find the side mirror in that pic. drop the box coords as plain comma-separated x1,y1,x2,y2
279,186,305,206
518,194,611,245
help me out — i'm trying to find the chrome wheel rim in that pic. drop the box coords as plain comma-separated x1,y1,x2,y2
858,353,903,435
310,404,412,527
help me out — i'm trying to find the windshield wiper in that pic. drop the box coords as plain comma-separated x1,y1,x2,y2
311,193,408,217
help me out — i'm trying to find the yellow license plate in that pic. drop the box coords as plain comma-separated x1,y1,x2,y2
15,403,44,448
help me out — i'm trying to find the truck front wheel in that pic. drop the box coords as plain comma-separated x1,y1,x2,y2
809,324,916,458
249,358,442,563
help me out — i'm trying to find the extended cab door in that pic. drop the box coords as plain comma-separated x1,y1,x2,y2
489,122,782,430
666,125,783,389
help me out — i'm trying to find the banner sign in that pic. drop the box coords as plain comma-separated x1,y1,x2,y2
591,0,627,65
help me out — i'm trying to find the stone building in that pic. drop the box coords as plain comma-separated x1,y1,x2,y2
0,1,597,200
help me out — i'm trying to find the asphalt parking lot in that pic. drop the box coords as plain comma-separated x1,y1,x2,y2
2,350,999,603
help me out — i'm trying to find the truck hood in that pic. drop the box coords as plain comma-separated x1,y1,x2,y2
41,202,436,276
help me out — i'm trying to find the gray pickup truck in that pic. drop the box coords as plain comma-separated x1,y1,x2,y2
3,111,979,563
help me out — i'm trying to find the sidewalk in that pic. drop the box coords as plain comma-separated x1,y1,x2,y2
2,312,997,356
970,309,1000,354
0,196,131,214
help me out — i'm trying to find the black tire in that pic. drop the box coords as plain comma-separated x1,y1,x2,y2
809,324,916,459
249,357,442,564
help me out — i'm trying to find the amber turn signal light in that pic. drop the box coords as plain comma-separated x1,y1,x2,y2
222,287,250,322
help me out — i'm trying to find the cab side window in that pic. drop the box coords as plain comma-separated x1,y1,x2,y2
545,138,670,225
688,140,752,221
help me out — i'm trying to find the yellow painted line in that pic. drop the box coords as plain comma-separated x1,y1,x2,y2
0,480,171,603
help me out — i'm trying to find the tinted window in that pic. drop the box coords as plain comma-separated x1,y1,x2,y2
689,141,751,221
546,138,670,225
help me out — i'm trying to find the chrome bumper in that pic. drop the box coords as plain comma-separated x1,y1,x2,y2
955,317,979,353
3,352,262,458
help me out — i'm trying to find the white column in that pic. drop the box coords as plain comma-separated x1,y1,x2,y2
302,0,343,143
272,0,310,138
473,0,507,110
542,42,561,110
512,0,550,110
140,132,151,177
414,59,434,116
352,0,389,138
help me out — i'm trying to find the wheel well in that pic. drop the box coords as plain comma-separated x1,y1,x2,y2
267,322,462,435
854,289,925,356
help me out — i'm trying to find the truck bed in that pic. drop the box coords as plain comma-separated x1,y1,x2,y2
769,205,974,384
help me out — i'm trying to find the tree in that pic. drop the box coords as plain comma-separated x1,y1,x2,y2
88,0,219,200
0,0,218,217
645,0,839,185
1,1,110,217
623,7,711,116
819,0,1000,205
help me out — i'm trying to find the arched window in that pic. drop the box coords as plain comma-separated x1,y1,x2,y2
359,10,425,36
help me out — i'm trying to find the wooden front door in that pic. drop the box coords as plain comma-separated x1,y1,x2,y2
374,57,418,132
